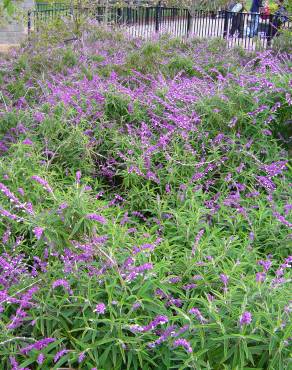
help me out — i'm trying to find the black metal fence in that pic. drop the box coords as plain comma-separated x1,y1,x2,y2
27,5,292,50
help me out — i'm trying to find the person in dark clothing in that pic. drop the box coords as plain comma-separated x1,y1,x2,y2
250,0,262,12
267,0,289,46
230,1,247,38
249,0,262,37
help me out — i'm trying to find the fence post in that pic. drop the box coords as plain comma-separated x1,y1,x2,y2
187,10,192,37
155,1,161,33
27,11,32,35
127,7,131,24
146,7,149,24
223,10,229,39
266,14,274,48
117,7,122,25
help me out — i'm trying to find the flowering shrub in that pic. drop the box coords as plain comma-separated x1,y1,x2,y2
0,29,291,369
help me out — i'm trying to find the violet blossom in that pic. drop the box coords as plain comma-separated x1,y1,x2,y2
173,338,193,353
86,213,107,224
189,308,207,323
21,338,55,354
239,311,252,326
94,302,106,314
33,227,44,240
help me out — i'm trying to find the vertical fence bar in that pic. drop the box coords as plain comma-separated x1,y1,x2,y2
223,10,229,39
187,9,191,37
155,2,160,33
27,11,31,34
243,12,248,50
266,14,274,48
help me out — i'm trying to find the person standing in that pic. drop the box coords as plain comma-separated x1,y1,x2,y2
267,0,289,46
249,0,262,37
230,1,247,38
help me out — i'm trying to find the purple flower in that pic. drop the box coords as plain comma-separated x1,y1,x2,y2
37,353,45,365
262,161,287,177
239,311,252,326
132,302,141,310
189,308,207,323
207,294,215,302
33,227,44,240
7,308,27,329
273,212,292,228
129,324,144,333
54,349,69,363
246,191,260,198
148,325,177,348
34,111,45,123
169,276,182,283
165,297,183,308
192,274,203,281
78,352,86,363
31,175,53,193
2,227,11,244
262,129,272,136
192,229,204,256
22,138,33,145
76,170,81,184
173,338,193,353
86,213,107,224
132,243,155,255
220,274,229,286
52,279,71,293
183,283,197,290
94,302,106,314
125,262,153,281
165,184,171,193
142,315,168,332
258,259,272,272
21,338,55,354
284,204,292,216
17,188,25,196
256,272,266,283
256,176,276,192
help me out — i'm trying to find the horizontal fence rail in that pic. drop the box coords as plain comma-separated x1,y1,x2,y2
28,5,292,50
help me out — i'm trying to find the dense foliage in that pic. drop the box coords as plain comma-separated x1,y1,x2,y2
0,28,291,369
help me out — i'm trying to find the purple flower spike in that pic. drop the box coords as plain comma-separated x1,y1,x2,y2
54,349,69,363
189,308,207,323
173,338,193,353
256,272,266,283
220,274,229,286
239,311,252,326
142,315,168,332
37,353,45,365
86,213,107,224
94,302,106,314
31,175,53,193
78,352,86,363
21,338,55,354
76,170,82,184
52,279,71,293
33,227,44,240
22,138,33,145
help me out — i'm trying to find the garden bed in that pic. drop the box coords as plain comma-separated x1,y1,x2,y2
0,28,291,369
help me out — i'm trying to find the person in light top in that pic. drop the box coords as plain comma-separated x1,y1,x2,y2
230,1,247,38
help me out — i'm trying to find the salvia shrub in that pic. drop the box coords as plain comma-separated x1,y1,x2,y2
0,28,291,370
